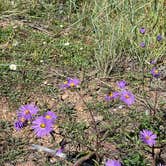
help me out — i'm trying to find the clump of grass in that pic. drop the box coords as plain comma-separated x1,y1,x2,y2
0,120,28,165
89,0,165,76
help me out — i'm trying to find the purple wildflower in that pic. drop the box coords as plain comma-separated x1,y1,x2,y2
67,78,80,87
117,80,126,89
140,129,157,147
105,159,121,166
105,92,119,101
151,67,160,78
44,110,57,123
14,114,27,130
140,42,145,48
18,104,39,120
60,80,69,89
157,35,162,41
32,116,53,138
120,90,135,106
60,78,80,89
14,120,24,130
139,27,146,34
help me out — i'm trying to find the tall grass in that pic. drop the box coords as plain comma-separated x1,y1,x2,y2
85,0,166,76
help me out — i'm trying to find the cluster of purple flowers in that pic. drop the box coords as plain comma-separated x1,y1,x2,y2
32,110,57,138
60,78,80,89
105,80,135,106
138,27,162,78
14,104,57,138
14,77,160,165
139,28,162,79
149,58,160,78
139,27,163,48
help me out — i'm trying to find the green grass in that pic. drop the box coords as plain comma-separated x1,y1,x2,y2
0,0,165,165
0,120,29,165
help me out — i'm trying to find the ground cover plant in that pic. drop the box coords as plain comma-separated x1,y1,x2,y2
0,0,166,166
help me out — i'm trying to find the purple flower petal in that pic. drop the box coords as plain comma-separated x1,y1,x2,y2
67,78,80,87
44,110,57,124
105,159,121,166
105,92,119,101
60,78,80,89
117,80,127,89
60,80,69,89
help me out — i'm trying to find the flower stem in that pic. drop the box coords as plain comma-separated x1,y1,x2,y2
76,89,100,153
153,79,159,115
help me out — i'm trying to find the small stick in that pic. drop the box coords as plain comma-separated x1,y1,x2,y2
73,152,95,166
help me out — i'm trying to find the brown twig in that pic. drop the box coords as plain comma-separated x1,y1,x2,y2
73,152,95,166
136,96,154,111
153,79,159,115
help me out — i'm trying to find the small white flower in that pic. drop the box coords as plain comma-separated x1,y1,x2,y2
145,110,150,115
9,64,17,71
64,42,70,46
43,81,48,85
118,105,123,109
43,41,46,45
60,24,63,28
80,47,83,50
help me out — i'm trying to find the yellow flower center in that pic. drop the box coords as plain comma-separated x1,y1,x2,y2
45,115,51,119
40,123,46,128
154,70,158,74
25,110,30,114
145,136,150,140
125,95,130,99
70,83,75,87
109,93,113,97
